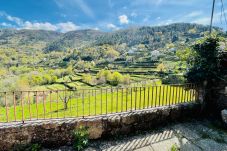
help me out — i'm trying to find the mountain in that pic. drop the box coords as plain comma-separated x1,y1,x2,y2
0,23,222,52
0,29,62,50
44,29,104,51
45,23,220,51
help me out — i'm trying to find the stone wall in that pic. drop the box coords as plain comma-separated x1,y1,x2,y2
0,103,201,151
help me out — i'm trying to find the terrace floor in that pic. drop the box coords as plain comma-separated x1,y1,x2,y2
42,119,227,151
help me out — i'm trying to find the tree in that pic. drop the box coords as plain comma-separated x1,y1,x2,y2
186,36,226,114
59,91,76,110
186,37,224,85
157,63,166,73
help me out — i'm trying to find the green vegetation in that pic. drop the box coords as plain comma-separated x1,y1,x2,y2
73,126,89,151
170,144,179,151
0,84,196,122
0,23,225,116
186,36,226,85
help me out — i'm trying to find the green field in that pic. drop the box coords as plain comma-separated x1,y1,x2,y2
0,84,197,123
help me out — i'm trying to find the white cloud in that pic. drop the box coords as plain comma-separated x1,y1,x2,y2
23,21,58,31
0,22,13,27
23,21,79,32
0,11,23,26
107,23,119,30
6,15,23,26
0,12,79,32
119,15,129,24
57,22,80,32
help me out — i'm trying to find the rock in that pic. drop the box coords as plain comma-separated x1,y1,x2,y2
121,114,135,125
221,109,227,126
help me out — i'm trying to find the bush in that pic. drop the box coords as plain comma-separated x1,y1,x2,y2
82,74,92,84
73,127,89,151
96,70,131,86
110,71,123,86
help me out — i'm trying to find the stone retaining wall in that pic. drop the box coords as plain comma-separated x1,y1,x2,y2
0,103,201,151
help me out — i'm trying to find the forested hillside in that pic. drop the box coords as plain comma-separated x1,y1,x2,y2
0,23,225,92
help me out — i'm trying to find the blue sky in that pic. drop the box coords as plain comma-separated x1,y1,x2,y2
0,0,226,32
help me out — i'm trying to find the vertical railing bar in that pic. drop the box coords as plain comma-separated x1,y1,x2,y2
143,87,145,109
43,91,46,119
126,88,128,111
155,86,158,107
151,86,154,107
63,90,66,118
135,87,137,110
95,89,97,115
165,85,168,106
70,91,72,117
116,88,118,112
82,90,85,118
174,86,177,105
111,88,113,113
5,92,8,122
139,87,142,109
187,84,190,102
190,84,194,102
188,84,191,102
162,85,165,106
181,85,184,103
56,91,59,118
173,85,176,105
100,89,102,115
131,87,133,111
175,85,178,104
193,84,196,101
183,86,186,103
121,88,123,112
178,85,180,104
36,91,38,120
50,91,52,119
89,90,91,116
76,91,79,117
13,92,17,122
158,86,161,107
21,92,24,122
148,86,150,108
106,88,108,115
169,86,172,106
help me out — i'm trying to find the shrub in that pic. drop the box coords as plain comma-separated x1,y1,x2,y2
82,74,92,84
73,126,89,151
110,71,123,86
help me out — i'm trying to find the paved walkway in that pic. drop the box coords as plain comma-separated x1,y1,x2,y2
87,120,227,151
42,120,227,151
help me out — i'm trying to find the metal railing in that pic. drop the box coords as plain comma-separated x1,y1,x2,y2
0,84,198,123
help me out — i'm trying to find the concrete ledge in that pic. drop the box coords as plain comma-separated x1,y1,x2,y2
0,103,201,150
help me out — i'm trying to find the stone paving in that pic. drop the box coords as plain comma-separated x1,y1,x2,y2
88,120,227,151
42,119,227,151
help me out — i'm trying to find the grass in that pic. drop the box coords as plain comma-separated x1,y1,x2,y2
0,85,197,122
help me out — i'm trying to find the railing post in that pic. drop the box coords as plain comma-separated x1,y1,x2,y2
82,90,85,118
13,92,17,122
5,92,8,122
21,91,24,123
